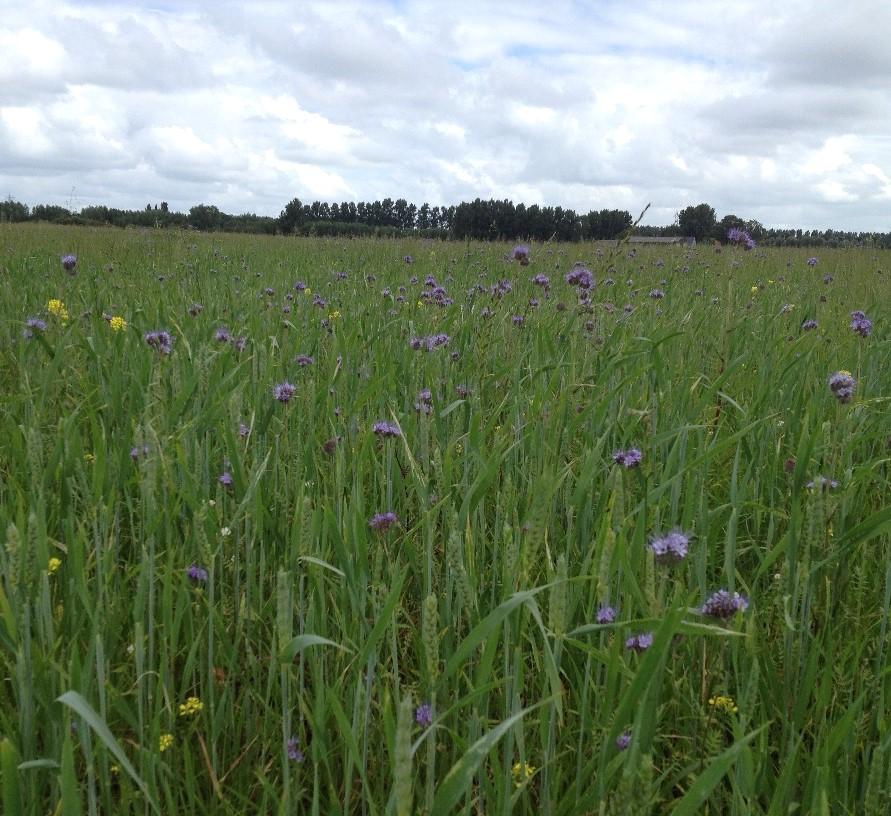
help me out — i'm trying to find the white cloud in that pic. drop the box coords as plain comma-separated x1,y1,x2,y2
0,0,889,229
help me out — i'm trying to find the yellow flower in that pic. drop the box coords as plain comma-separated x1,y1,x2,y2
416,300,425,308
159,733,174,752
708,695,738,715
838,369,852,377
48,557,62,574
83,453,95,463
328,310,341,321
109,316,127,332
47,299,69,323
750,286,758,295
304,288,312,296
768,279,775,284
178,697,204,717
512,761,536,788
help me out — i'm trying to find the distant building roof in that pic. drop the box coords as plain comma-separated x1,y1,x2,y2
628,236,696,245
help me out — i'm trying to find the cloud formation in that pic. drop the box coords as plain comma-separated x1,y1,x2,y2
1,0,889,229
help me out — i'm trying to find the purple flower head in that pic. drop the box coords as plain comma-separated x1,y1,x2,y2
850,311,872,338
264,287,275,296
186,564,208,583
273,381,297,403
238,422,249,438
801,319,818,331
295,354,314,367
368,511,399,532
286,737,305,763
612,448,642,468
61,254,77,274
512,314,525,326
403,254,413,264
417,388,432,404
806,475,839,491
822,274,833,284
744,237,756,251
532,272,550,288
414,703,433,727
218,470,233,487
595,605,617,624
625,632,653,653
130,444,150,461
215,327,231,343
827,371,855,403
456,384,471,398
649,530,690,565
232,336,247,352
616,732,632,751
188,303,203,316
649,288,665,299
806,257,818,267
701,589,748,618
566,264,594,289
727,227,750,245
144,330,173,354
372,421,401,438
293,281,306,291
24,317,47,338
511,244,530,265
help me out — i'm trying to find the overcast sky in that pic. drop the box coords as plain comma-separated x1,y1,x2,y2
2,0,890,230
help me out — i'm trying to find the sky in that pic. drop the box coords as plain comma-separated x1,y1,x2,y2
1,0,890,230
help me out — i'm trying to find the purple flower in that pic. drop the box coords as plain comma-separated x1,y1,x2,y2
649,289,665,299
806,257,818,267
372,421,401,438
512,315,525,326
701,589,748,619
130,444,150,461
293,281,306,291
238,422,249,438
232,336,247,352
186,564,208,583
649,530,690,565
613,448,642,469
61,254,77,274
827,371,855,403
273,382,297,403
414,703,433,727
531,273,550,288
295,354,314,367
456,384,471,398
403,255,413,264
218,470,233,487
801,319,818,331
188,303,203,316
368,512,399,532
727,227,747,244
616,732,632,751
264,287,275,296
806,475,839,491
215,327,231,343
144,330,173,354
511,244,530,265
566,264,594,289
822,274,833,284
23,317,47,338
595,605,617,624
417,388,432,404
286,737,305,762
625,632,653,653
850,311,872,338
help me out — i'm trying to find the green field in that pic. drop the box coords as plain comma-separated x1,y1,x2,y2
1,223,890,814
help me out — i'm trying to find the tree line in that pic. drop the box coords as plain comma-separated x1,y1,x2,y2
2,196,889,248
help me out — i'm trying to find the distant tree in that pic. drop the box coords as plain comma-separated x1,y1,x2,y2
31,204,71,222
277,198,305,234
188,204,224,231
160,201,169,213
677,203,716,242
0,197,29,222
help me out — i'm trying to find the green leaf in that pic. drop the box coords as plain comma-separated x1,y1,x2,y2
279,633,351,664
56,691,159,814
1,738,23,816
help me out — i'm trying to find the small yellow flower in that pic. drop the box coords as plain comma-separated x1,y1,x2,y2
750,286,758,295
708,695,738,715
109,316,127,332
159,733,174,752
768,279,775,284
328,310,341,321
304,288,312,296
47,299,69,323
838,369,852,377
416,300,425,308
178,697,204,718
512,761,536,788
48,557,62,574
110,765,120,775
83,453,95,463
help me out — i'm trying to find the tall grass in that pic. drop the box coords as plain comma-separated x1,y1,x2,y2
1,222,890,814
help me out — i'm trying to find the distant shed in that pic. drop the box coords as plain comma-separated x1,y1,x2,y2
595,236,697,248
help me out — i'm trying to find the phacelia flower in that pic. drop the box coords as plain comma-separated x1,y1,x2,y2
612,448,642,468
178,697,203,718
23,317,47,338
215,327,231,343
188,303,203,316
295,354,314,367
61,254,77,274
238,422,249,438
708,695,738,715
850,310,872,338
130,444,150,461
806,475,839,491
414,703,433,727
701,589,748,619
827,370,855,403
186,564,208,583
512,314,525,326
806,257,818,267
801,319,818,331
372,421,401,437
511,244,530,265
625,632,653,653
109,316,126,332
649,530,690,564
144,330,173,354
273,382,296,403
159,733,174,753
649,288,665,299
595,605,617,624
368,512,398,532
218,470,233,487
286,737,305,762
531,272,550,288
566,264,594,289
616,732,632,751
